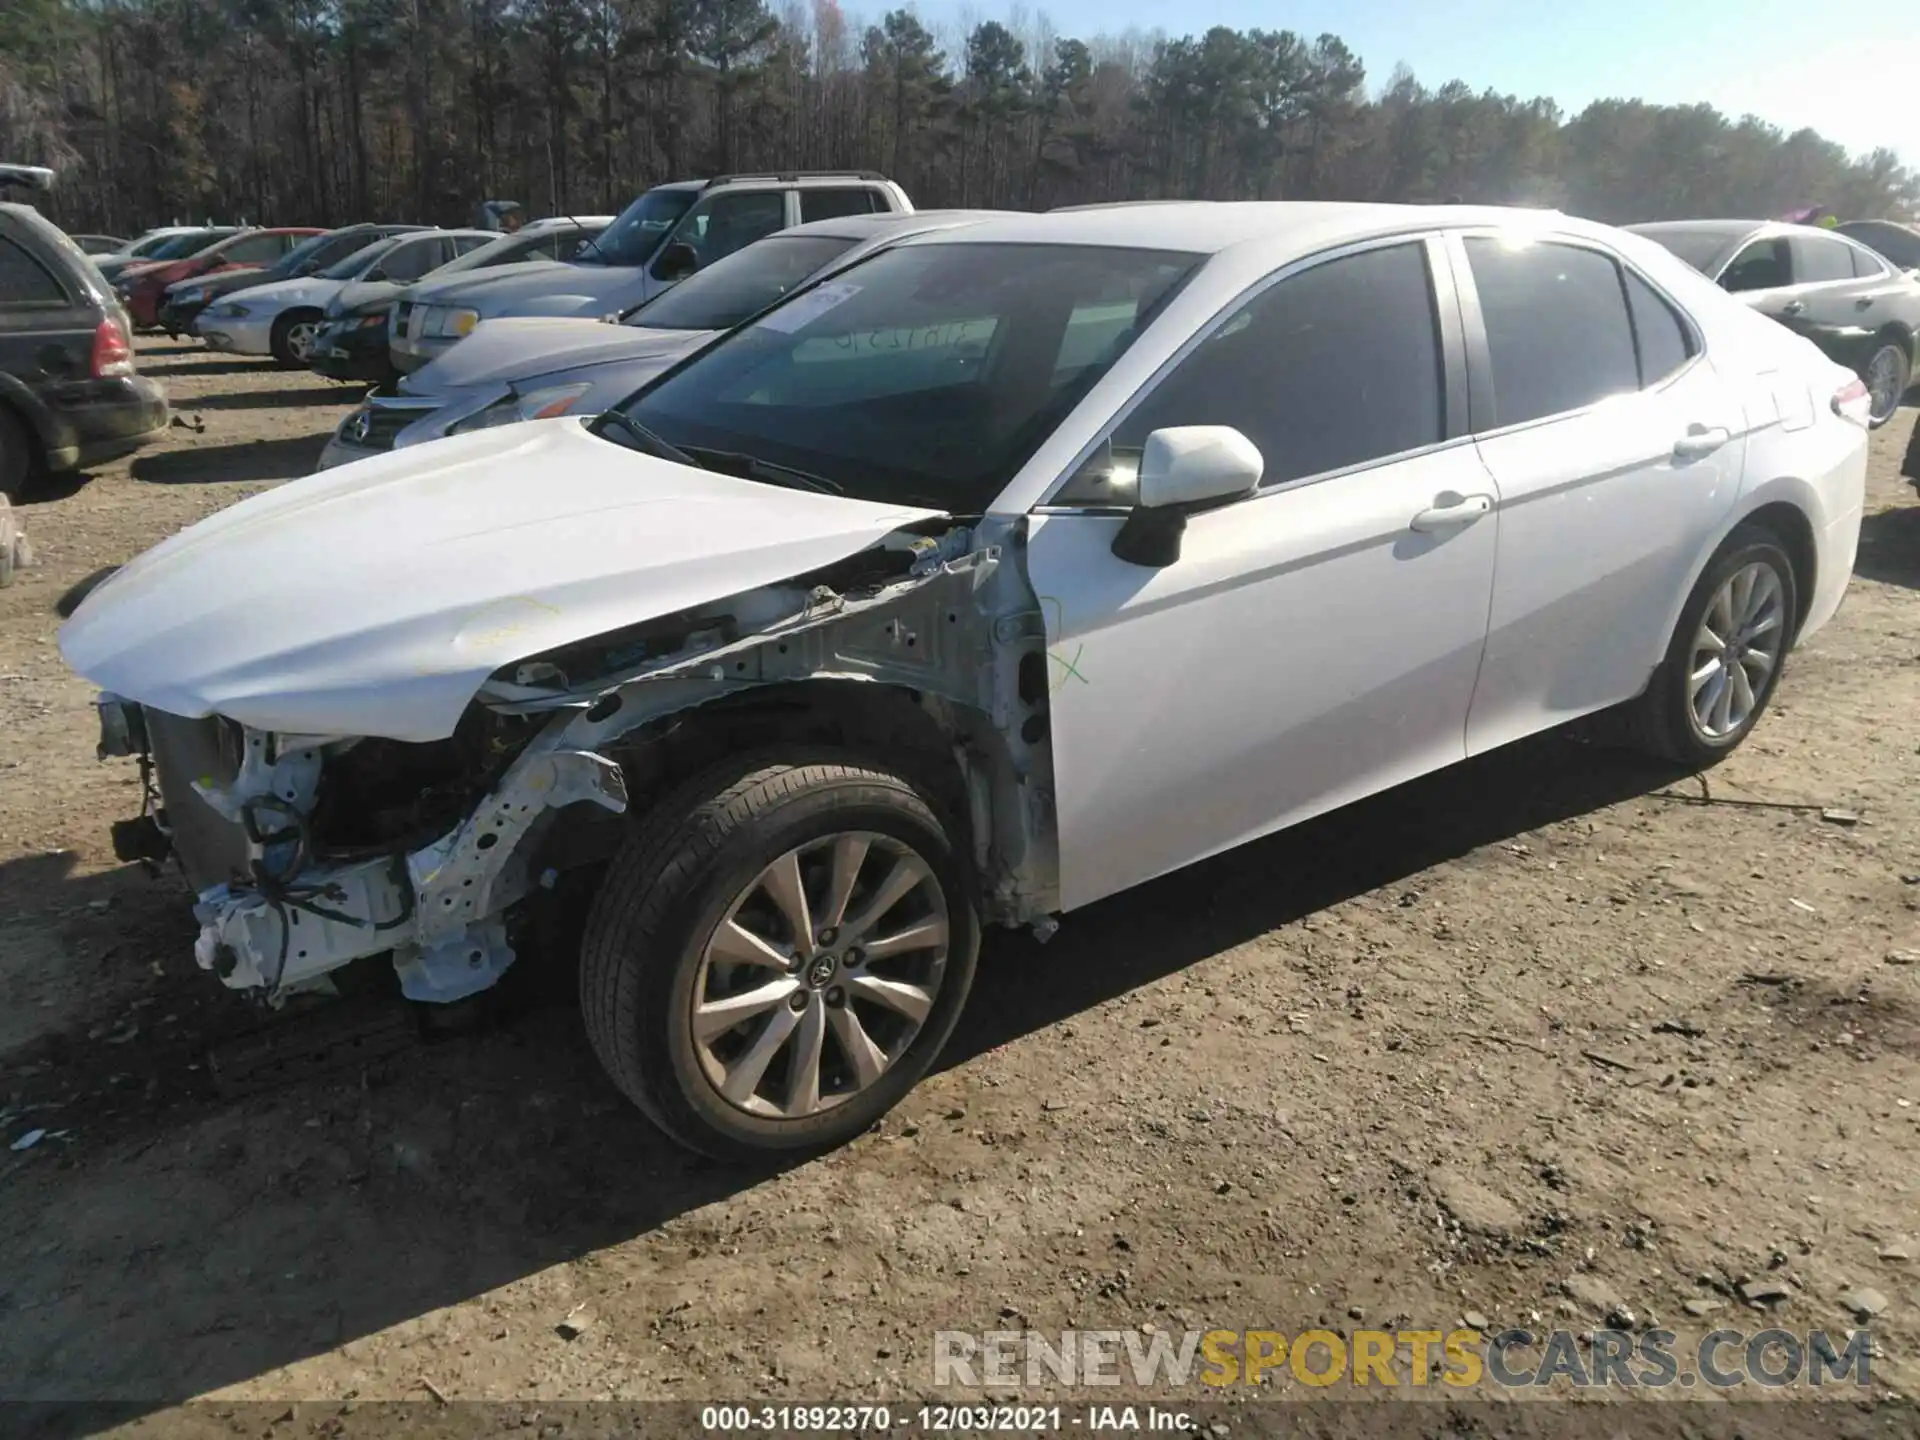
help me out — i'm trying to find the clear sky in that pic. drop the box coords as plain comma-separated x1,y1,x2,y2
911,0,1918,168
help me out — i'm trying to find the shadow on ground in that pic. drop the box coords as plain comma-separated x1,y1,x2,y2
129,434,328,486
136,357,278,379
0,730,1679,1424
1855,501,1920,590
181,387,360,413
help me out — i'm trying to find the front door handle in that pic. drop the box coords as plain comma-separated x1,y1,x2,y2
1674,424,1732,459
1855,296,1874,311
1780,300,1807,316
1409,493,1493,532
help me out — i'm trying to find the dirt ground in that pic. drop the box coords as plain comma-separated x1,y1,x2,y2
2,341,1918,1432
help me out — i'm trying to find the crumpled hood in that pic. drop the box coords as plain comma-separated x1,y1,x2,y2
401,319,709,393
222,276,341,311
60,419,944,743
331,278,407,315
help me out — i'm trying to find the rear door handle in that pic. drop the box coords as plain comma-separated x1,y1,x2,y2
1674,424,1732,459
1855,296,1874,310
1780,300,1806,316
1409,493,1493,532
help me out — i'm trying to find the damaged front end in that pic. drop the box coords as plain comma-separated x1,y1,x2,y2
92,517,1060,1007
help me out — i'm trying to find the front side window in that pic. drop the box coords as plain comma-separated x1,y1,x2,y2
657,192,790,276
613,242,1200,512
589,187,697,267
323,239,396,280
1790,234,1855,285
221,233,286,265
626,234,859,331
379,240,442,283
1466,237,1638,428
1720,239,1791,292
1072,241,1444,498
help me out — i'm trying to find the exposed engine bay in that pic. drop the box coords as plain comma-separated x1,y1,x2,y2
95,518,1061,1006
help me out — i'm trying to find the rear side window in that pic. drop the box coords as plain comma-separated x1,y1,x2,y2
451,236,491,257
1849,245,1887,279
1465,238,1638,428
1622,271,1694,387
0,235,66,304
800,189,880,223
1790,235,1854,285
1113,241,1445,487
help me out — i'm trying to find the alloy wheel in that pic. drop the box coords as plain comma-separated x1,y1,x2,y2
1865,344,1907,425
691,831,951,1120
1688,561,1785,740
287,320,319,363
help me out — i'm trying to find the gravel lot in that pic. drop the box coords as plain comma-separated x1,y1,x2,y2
2,340,1918,1432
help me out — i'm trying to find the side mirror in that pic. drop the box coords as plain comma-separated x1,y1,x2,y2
1111,426,1263,567
654,241,699,282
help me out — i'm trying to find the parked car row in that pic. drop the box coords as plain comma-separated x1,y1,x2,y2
59,197,1874,1164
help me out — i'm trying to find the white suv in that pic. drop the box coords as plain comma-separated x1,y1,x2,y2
389,171,913,372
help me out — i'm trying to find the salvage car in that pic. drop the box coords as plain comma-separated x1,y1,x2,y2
388,172,910,371
62,204,1868,1159
159,223,431,338
311,218,610,382
115,226,323,330
1629,219,1918,427
320,210,996,469
1,201,167,497
94,226,240,286
198,230,471,367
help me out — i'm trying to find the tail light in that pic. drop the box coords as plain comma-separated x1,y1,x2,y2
91,317,135,378
1831,377,1871,428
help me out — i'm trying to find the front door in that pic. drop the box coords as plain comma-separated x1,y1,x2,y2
1024,238,1502,912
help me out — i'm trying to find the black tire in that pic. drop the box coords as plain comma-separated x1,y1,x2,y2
1864,337,1912,430
0,404,35,502
1625,524,1799,767
579,752,979,1162
270,309,323,369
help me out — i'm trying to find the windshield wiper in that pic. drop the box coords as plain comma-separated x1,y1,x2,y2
678,445,844,496
590,410,698,466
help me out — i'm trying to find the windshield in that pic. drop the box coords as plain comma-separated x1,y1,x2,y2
612,242,1199,512
130,232,182,258
1632,226,1744,278
320,237,398,281
625,234,860,331
583,188,696,267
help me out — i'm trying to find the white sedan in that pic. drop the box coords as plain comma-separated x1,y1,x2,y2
61,203,1868,1160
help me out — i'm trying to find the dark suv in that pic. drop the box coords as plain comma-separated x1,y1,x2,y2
0,202,168,497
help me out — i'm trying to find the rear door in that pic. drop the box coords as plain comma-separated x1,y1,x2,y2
1459,232,1747,753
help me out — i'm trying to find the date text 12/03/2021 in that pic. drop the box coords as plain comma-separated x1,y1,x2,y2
700,1405,1194,1432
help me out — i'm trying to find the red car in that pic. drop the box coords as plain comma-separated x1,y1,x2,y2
114,227,322,330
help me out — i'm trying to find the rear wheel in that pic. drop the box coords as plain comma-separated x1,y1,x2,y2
579,753,978,1162
1864,339,1911,429
1623,525,1798,767
0,405,34,502
270,309,323,368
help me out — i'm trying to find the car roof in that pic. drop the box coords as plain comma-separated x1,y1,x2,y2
901,201,1587,259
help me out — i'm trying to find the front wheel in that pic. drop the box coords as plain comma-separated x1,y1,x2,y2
579,754,979,1161
1623,525,1798,767
270,310,323,369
